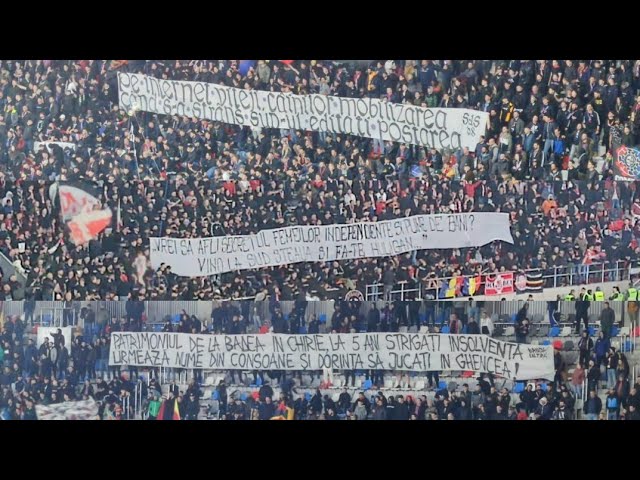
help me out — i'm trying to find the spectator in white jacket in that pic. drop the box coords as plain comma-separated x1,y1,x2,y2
480,310,494,336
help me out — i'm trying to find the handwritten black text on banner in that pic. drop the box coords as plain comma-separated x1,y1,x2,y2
118,72,488,150
109,332,554,380
150,213,514,277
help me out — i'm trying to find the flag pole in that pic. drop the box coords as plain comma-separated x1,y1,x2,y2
117,198,121,233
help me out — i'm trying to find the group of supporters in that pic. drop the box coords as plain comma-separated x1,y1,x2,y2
0,59,635,303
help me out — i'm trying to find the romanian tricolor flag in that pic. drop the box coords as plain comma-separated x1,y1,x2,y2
446,278,458,298
462,276,482,296
156,398,181,420
438,278,462,299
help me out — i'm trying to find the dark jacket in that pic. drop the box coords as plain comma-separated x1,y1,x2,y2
372,405,387,420
600,308,615,337
184,398,200,420
535,402,553,420
394,402,410,420
258,401,276,420
584,396,602,415
578,336,594,352
594,338,610,360
467,321,481,335
575,299,590,313
367,308,380,332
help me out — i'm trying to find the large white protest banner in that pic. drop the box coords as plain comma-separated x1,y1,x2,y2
118,72,488,150
150,213,513,277
109,332,554,380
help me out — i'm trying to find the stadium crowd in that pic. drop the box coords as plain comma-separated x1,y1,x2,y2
1,297,639,419
0,59,635,301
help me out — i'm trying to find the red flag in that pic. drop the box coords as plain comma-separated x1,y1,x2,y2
279,60,294,65
67,209,113,246
56,181,112,246
58,185,101,220
156,401,165,420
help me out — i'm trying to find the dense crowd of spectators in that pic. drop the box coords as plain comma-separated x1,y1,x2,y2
1,297,638,419
0,59,635,302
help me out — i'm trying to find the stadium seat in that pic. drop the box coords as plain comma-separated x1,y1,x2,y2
354,378,362,389
542,340,551,346
611,327,620,337
299,326,307,334
511,313,518,323
419,326,429,334
304,392,312,401
531,314,544,324
384,378,394,389
399,326,408,333
539,383,548,392
537,325,550,337
204,376,215,386
441,326,450,334
462,371,474,378
240,392,249,401
419,314,427,324
513,382,525,394
559,327,572,337
504,326,515,336
563,340,575,351
172,313,181,324
363,379,373,390
553,340,563,350
256,377,263,386
332,393,340,402
447,382,457,392
42,314,52,327
438,380,447,390
461,325,468,334
318,314,327,324
625,340,633,352
619,327,630,337
588,327,596,337
634,326,640,337
550,327,561,337
212,390,219,401
414,380,425,391
530,339,539,345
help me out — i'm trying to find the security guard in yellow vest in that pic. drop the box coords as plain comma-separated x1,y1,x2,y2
594,287,605,301
609,286,625,301
564,289,575,301
628,286,638,301
583,290,594,301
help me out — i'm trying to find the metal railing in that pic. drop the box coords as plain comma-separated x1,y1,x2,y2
365,281,422,301
121,380,144,420
365,260,630,301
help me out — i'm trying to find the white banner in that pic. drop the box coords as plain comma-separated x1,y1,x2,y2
118,72,488,150
109,332,554,380
35,399,98,420
34,141,76,154
37,327,72,349
150,213,513,277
